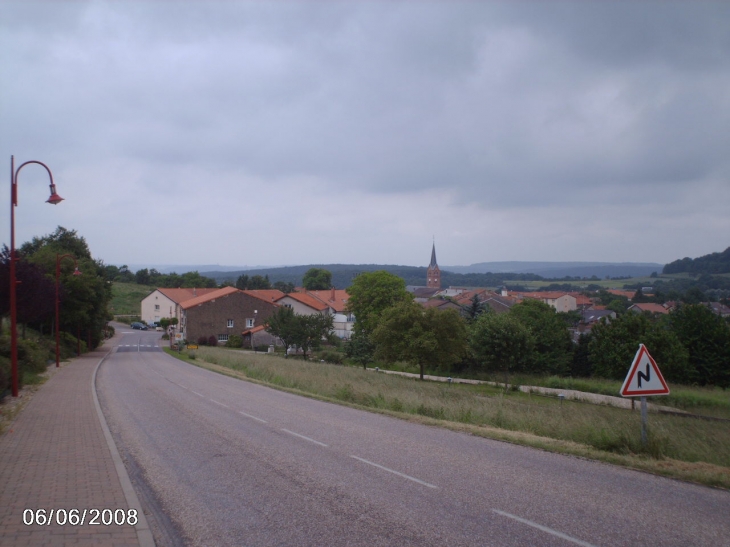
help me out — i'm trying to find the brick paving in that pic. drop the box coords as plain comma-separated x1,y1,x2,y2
0,338,144,546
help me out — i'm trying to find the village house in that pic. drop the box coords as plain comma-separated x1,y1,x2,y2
140,287,219,326
627,303,669,315
181,287,279,344
275,288,355,339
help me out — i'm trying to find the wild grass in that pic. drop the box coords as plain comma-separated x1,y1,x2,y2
110,282,155,316
168,346,730,487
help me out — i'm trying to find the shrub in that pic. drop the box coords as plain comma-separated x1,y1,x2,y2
208,335,218,347
188,351,196,360
318,350,343,365
225,335,243,348
197,336,208,346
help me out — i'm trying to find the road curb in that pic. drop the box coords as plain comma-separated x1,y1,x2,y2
92,348,156,547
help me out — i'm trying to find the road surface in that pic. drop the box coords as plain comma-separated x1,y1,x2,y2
96,328,730,546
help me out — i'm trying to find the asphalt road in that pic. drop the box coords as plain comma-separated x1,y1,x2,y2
97,328,730,547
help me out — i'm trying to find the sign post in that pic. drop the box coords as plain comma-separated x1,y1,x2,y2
620,344,670,445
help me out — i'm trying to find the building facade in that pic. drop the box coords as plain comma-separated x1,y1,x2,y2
426,242,441,289
181,287,279,344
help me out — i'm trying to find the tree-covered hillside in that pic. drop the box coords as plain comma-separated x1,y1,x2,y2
202,264,542,289
664,247,730,274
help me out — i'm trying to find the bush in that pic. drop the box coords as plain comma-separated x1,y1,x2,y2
225,335,243,348
197,336,208,346
0,355,9,400
0,336,48,392
188,351,196,360
318,350,343,365
208,335,218,347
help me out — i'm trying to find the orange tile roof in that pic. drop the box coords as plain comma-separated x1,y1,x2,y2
307,289,350,313
629,303,669,314
607,289,636,300
156,287,219,304
181,286,240,309
276,292,329,311
243,289,285,303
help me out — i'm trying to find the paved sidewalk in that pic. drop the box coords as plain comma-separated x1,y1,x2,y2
0,335,152,546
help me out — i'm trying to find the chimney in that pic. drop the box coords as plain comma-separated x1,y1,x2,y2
193,288,197,297
330,286,335,302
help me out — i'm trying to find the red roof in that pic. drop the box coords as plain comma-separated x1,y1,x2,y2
156,287,219,304
243,289,285,303
276,292,329,311
181,286,240,309
629,303,668,314
307,289,350,313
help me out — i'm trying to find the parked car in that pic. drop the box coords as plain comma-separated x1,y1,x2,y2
131,322,148,330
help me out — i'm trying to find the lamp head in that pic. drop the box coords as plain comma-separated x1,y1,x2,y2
47,183,64,205
73,267,82,276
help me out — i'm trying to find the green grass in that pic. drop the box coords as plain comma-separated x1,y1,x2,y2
110,282,155,316
166,346,730,488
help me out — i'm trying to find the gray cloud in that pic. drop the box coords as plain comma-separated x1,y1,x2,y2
1,1,728,266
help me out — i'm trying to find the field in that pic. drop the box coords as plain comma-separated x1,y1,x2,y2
110,282,155,316
166,346,730,489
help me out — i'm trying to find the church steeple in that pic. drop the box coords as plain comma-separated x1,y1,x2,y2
427,241,441,289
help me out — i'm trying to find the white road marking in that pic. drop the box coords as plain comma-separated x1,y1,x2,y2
210,399,229,409
281,429,328,447
350,456,438,489
238,411,267,423
191,390,205,398
492,510,597,547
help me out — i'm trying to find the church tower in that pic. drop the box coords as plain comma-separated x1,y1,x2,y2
426,242,441,289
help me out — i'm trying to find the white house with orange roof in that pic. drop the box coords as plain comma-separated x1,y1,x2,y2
505,291,578,312
307,288,355,339
140,287,219,326
275,288,355,339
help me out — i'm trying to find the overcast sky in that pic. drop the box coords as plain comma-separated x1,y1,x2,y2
1,1,728,269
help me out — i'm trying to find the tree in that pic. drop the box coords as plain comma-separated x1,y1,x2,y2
345,330,376,369
264,307,334,360
668,304,730,387
462,294,487,323
371,301,468,380
273,281,295,294
346,271,412,335
469,312,534,387
588,313,692,383
509,299,573,376
296,313,334,360
135,268,151,285
15,228,113,351
0,246,55,328
248,275,272,290
265,307,301,358
303,268,332,290
235,274,250,290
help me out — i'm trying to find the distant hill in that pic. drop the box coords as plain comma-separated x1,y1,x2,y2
201,264,542,289
445,261,664,279
663,247,730,275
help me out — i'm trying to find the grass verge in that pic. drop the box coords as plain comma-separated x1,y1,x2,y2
165,346,730,489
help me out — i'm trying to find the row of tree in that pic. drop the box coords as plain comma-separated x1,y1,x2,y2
343,271,730,387
1,227,112,391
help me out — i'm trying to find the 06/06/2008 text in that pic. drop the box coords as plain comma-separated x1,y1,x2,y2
23,508,138,526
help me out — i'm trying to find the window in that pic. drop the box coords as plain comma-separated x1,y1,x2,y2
246,318,254,328
155,305,160,311
218,334,229,343
227,319,234,328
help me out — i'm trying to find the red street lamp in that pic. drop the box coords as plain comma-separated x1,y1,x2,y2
9,156,64,397
55,254,81,368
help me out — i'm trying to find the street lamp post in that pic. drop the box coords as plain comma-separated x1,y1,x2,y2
55,254,81,368
9,155,64,396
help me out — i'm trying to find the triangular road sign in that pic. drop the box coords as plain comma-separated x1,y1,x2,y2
620,344,670,397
